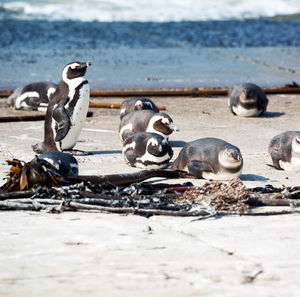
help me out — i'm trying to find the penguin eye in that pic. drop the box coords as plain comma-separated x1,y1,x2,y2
135,100,142,108
226,149,233,156
161,118,169,125
296,136,300,144
70,63,80,70
150,139,158,146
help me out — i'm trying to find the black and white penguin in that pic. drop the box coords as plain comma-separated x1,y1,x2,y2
120,97,159,119
6,81,57,111
122,132,173,169
119,110,178,142
171,138,243,180
37,151,78,176
268,131,300,171
228,83,268,117
32,61,91,154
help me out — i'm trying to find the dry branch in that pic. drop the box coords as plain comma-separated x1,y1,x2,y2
0,111,93,122
89,101,166,110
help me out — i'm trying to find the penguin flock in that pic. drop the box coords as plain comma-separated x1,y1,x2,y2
6,62,300,181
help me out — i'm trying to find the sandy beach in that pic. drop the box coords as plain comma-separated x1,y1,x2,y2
1,93,300,296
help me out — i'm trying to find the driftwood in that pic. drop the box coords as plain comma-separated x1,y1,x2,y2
62,169,183,186
1,158,300,218
1,179,300,217
247,193,300,207
0,111,93,123
1,86,300,98
89,101,166,110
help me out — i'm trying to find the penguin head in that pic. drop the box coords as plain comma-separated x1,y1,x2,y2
292,135,300,154
239,87,258,104
152,113,179,136
135,98,154,111
146,136,170,157
219,145,243,169
62,61,91,81
38,151,79,176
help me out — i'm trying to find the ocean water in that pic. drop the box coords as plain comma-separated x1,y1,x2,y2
1,0,300,22
0,0,300,89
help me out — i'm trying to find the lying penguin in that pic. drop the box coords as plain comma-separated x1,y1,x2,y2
32,61,91,154
228,83,268,117
171,138,243,180
120,97,159,119
268,131,300,171
119,110,179,142
38,151,78,176
122,132,173,169
6,81,57,111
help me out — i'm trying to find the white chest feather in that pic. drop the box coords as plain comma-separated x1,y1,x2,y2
232,105,260,117
120,108,126,117
135,150,171,169
122,141,136,157
120,123,133,141
59,82,90,150
15,91,39,109
202,169,242,181
279,157,300,172
146,116,169,139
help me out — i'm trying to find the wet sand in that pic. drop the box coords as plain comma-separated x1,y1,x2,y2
1,94,300,296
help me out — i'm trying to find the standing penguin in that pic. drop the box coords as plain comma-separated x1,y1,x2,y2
119,110,178,142
6,81,57,111
120,97,159,119
171,138,243,180
122,132,173,169
268,131,300,171
228,83,268,117
32,61,91,154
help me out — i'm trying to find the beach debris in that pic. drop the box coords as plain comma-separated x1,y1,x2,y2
1,162,300,217
177,178,249,212
0,157,184,192
1,158,60,192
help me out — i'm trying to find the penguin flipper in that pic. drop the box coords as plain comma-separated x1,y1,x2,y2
270,149,283,170
187,160,213,178
53,106,71,142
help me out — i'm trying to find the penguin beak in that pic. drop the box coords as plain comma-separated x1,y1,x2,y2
78,61,91,69
168,123,179,132
232,151,241,161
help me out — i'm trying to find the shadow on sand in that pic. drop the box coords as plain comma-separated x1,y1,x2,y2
169,140,186,148
241,174,269,182
90,150,122,155
262,111,285,118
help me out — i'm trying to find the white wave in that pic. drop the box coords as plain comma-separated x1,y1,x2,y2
1,0,300,22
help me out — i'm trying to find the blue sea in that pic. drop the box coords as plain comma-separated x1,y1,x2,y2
0,0,300,89
1,0,300,22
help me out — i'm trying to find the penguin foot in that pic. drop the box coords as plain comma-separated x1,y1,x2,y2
62,149,93,156
32,142,46,154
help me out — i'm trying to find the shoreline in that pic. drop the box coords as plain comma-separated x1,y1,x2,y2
0,47,300,91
